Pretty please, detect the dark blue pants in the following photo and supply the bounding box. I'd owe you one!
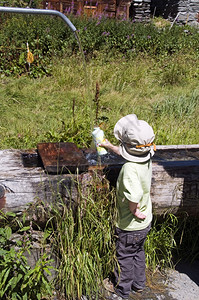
[113,224,151,298]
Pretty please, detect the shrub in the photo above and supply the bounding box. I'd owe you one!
[0,14,198,77]
[0,214,54,300]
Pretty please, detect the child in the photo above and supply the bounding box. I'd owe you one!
[101,114,155,299]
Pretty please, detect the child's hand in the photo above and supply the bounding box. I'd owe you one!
[133,209,146,220]
[99,139,121,156]
[130,203,146,220]
[99,139,112,149]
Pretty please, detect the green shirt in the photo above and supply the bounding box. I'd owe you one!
[116,160,152,231]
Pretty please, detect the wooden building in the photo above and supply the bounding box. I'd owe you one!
[42,0,151,21]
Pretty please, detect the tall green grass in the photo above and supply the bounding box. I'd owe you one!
[145,214,178,271]
[46,173,117,299]
[0,53,198,149]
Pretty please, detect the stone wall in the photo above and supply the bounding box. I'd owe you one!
[129,0,151,21]
[150,0,199,25]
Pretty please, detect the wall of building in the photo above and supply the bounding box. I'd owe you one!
[150,0,199,25]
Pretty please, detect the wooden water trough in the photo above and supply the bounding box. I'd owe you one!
[0,143,199,219]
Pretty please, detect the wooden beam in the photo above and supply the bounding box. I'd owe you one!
[0,146,199,218]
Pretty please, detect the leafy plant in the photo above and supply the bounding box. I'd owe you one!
[0,218,54,300]
[0,14,198,77]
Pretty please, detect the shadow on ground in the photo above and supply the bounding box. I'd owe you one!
[175,259,199,285]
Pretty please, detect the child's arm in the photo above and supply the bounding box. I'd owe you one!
[100,139,121,156]
[129,201,146,220]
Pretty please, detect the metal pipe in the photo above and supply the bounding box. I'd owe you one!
[0,6,77,32]
[0,184,5,199]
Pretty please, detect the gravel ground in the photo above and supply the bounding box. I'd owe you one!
[99,260,199,300]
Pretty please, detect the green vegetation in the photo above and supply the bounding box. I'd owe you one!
[47,175,117,299]
[0,14,199,299]
[0,212,54,300]
[0,52,198,149]
[0,15,198,148]
[0,14,199,76]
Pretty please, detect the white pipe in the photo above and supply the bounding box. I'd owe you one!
[0,6,77,32]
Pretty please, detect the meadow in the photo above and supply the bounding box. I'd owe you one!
[0,15,199,149]
[0,14,199,299]
[0,52,199,150]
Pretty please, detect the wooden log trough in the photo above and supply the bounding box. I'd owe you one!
[0,143,199,219]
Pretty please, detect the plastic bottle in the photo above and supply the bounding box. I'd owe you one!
[92,127,107,155]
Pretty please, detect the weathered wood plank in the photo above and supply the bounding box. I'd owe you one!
[0,149,79,213]
[151,157,199,216]
[0,146,199,217]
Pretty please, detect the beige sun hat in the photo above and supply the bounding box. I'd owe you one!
[114,114,155,163]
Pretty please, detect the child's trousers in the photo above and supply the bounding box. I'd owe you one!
[113,224,151,298]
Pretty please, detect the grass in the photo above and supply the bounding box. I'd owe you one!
[35,173,117,299]
[145,214,178,271]
[0,51,199,149]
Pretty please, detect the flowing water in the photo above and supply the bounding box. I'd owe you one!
[84,151,126,166]
[74,31,95,133]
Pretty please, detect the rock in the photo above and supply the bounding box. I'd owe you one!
[166,268,199,300]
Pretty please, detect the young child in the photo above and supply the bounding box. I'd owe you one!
[101,114,155,299]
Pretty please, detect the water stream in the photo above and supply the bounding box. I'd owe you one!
[84,151,126,166]
[74,31,95,134]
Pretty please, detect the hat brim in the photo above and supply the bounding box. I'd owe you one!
[119,144,154,163]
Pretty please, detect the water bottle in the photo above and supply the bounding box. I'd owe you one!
[92,127,107,155]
